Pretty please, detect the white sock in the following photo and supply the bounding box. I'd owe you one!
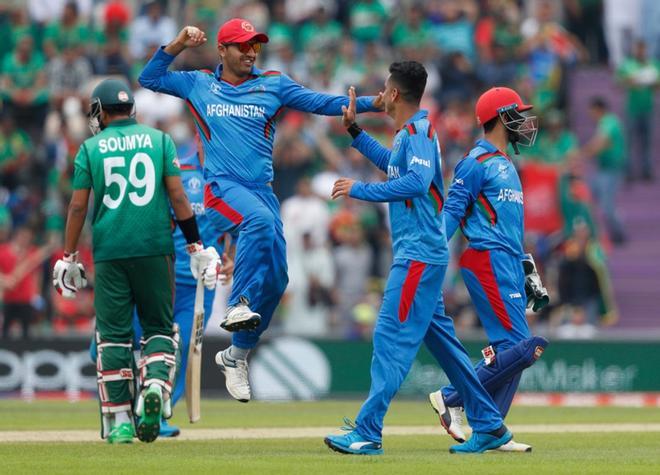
[228,345,249,361]
[115,411,130,425]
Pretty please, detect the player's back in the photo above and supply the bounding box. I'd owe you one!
[76,119,179,262]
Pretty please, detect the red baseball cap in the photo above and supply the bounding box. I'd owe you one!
[475,87,533,125]
[217,18,269,45]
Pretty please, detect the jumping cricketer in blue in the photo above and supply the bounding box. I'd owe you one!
[324,62,513,455]
[428,87,550,452]
[139,19,382,402]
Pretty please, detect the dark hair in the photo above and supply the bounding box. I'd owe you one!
[483,117,498,133]
[589,96,608,110]
[388,61,427,105]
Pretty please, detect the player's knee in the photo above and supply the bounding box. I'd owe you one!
[525,335,549,364]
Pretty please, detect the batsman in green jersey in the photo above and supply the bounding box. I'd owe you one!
[53,79,220,444]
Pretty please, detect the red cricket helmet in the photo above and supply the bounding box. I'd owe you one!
[475,87,537,152]
[475,87,533,125]
[217,18,269,45]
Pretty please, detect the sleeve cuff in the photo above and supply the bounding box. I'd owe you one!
[349,182,366,200]
[157,46,176,61]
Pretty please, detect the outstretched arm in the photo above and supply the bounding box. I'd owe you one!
[281,74,382,115]
[332,132,435,203]
[138,26,207,98]
[335,171,428,202]
[340,87,390,172]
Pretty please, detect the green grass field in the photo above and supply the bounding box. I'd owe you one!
[1,400,659,474]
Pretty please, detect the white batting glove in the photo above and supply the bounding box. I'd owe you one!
[52,252,87,299]
[186,242,221,289]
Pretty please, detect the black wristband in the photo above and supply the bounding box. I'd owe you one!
[347,122,363,139]
[177,215,201,244]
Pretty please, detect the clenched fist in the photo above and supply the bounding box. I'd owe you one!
[165,26,207,55]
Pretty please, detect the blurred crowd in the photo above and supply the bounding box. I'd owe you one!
[1,0,658,341]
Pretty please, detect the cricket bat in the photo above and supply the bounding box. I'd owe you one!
[185,277,205,423]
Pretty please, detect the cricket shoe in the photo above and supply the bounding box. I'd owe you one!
[136,384,163,443]
[107,422,134,444]
[159,419,180,438]
[220,297,261,332]
[429,390,467,442]
[324,431,383,455]
[449,427,512,454]
[493,440,532,452]
[215,349,251,402]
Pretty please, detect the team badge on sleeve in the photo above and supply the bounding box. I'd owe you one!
[173,157,180,169]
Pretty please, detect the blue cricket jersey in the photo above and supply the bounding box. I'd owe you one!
[444,139,524,257]
[173,152,224,286]
[139,47,378,184]
[349,110,449,265]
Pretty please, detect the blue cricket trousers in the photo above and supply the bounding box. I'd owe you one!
[442,248,532,416]
[355,258,504,443]
[204,177,289,350]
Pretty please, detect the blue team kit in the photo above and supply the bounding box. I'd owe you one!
[441,138,549,416]
[139,47,378,350]
[139,45,542,446]
[340,113,505,444]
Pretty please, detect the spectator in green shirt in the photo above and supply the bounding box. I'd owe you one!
[391,3,434,59]
[525,109,579,166]
[431,0,476,61]
[0,112,32,190]
[582,97,627,244]
[298,6,342,54]
[93,1,131,81]
[267,0,295,49]
[43,1,91,59]
[349,0,388,44]
[616,40,659,181]
[3,7,39,62]
[0,35,49,134]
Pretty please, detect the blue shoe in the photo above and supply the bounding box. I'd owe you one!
[324,431,383,455]
[449,429,513,454]
[159,419,180,438]
[324,419,383,455]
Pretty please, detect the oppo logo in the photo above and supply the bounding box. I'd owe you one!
[0,349,96,396]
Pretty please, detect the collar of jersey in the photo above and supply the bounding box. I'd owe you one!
[475,138,510,160]
[106,118,137,128]
[214,63,263,86]
[397,109,428,133]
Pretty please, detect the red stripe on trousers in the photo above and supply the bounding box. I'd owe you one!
[398,261,426,323]
[459,248,512,330]
[203,184,243,225]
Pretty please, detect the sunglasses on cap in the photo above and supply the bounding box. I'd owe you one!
[223,41,262,54]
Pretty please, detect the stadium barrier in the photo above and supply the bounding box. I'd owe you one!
[1,336,658,401]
